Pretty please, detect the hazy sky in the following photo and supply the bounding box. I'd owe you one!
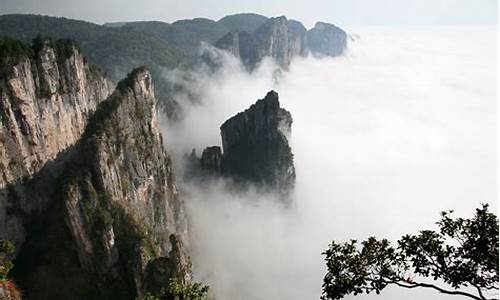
[0,0,497,27]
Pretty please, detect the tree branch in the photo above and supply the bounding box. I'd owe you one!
[471,283,495,300]
[391,280,486,300]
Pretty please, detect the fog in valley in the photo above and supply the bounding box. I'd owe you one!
[161,26,497,300]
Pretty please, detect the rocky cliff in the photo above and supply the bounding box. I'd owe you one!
[215,16,347,70]
[221,90,295,196]
[195,91,295,199]
[307,22,347,57]
[0,37,114,247]
[0,39,191,299]
[12,67,191,300]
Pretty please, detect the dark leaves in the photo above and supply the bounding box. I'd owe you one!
[0,239,15,281]
[321,205,498,300]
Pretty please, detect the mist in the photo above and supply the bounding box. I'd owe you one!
[161,26,497,300]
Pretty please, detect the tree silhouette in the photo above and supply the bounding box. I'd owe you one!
[322,204,498,300]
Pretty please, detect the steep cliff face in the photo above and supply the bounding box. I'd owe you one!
[215,16,347,70]
[0,38,191,299]
[252,17,308,69]
[220,90,295,196]
[0,38,114,247]
[307,22,347,57]
[60,67,189,298]
[194,91,295,199]
[200,146,223,176]
[12,68,190,299]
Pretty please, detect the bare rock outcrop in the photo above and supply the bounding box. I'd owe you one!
[0,38,191,299]
[57,67,188,298]
[215,16,347,70]
[221,90,295,196]
[12,67,190,300]
[0,38,114,247]
[194,91,295,199]
[306,22,347,57]
[200,146,223,176]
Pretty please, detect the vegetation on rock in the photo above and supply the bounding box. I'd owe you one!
[0,240,21,300]
[139,278,209,300]
[0,240,14,282]
[0,36,33,63]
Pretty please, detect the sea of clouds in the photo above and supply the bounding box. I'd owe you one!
[161,25,497,300]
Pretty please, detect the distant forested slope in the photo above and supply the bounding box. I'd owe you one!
[0,13,270,118]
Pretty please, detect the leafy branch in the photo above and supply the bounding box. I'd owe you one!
[322,204,499,300]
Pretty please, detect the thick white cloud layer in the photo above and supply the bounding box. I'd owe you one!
[161,26,497,300]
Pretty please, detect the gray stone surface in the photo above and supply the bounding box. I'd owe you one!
[215,16,347,70]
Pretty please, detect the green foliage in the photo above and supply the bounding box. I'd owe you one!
[139,278,209,300]
[32,35,80,58]
[93,193,114,231]
[322,204,499,300]
[55,38,81,59]
[0,35,81,68]
[122,18,231,58]
[218,13,268,33]
[0,14,185,117]
[0,36,33,62]
[140,293,162,300]
[0,240,15,281]
[82,90,121,140]
[0,13,272,118]
[115,66,147,92]
[0,14,185,79]
[164,278,209,300]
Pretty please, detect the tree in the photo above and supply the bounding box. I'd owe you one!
[0,240,14,282]
[0,239,22,300]
[163,277,209,300]
[321,204,499,300]
[138,278,209,300]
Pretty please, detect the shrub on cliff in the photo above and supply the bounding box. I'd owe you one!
[0,37,33,63]
[139,277,209,300]
[0,240,14,281]
[0,240,21,300]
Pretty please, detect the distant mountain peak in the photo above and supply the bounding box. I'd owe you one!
[214,15,347,69]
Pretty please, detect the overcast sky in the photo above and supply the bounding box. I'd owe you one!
[0,0,498,27]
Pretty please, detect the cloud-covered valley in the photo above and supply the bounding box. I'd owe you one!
[161,26,497,300]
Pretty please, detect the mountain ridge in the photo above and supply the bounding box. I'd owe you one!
[0,13,348,118]
[1,38,190,299]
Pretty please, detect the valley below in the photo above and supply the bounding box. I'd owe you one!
[163,26,498,300]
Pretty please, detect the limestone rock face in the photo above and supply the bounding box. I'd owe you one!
[58,67,189,298]
[194,91,295,198]
[306,22,347,57]
[200,146,223,176]
[0,39,191,299]
[215,32,241,58]
[12,67,190,300]
[0,39,114,247]
[0,40,113,186]
[220,90,295,196]
[214,16,347,70]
